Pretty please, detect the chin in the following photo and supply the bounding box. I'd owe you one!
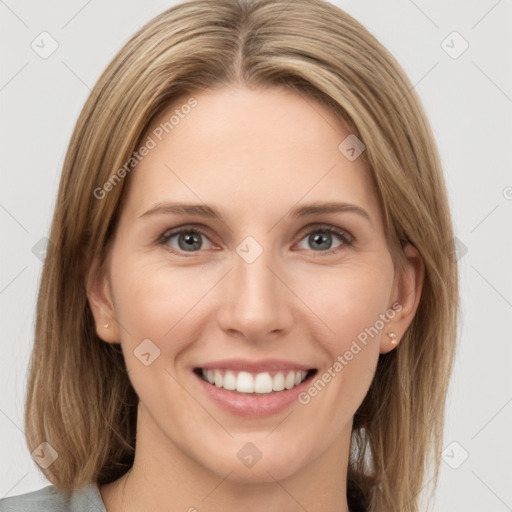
[199,442,310,484]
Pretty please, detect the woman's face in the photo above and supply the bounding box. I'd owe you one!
[88,86,421,483]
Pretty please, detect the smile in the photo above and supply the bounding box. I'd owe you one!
[192,359,319,416]
[196,368,316,394]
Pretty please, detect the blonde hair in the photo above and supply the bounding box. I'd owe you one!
[24,1,459,511]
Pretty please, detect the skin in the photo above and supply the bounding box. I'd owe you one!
[87,85,424,512]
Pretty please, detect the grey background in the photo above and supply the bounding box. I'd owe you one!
[1,1,511,510]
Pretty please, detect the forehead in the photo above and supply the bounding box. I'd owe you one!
[121,86,381,225]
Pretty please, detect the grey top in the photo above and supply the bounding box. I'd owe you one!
[0,483,106,512]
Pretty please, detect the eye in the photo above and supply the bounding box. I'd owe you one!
[158,223,354,256]
[295,224,354,253]
[158,226,214,254]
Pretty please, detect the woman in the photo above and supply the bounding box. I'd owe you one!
[0,0,458,511]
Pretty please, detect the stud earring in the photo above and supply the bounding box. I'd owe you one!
[103,323,110,328]
[387,332,397,345]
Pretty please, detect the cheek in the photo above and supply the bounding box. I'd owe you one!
[293,258,393,409]
[293,264,393,424]
[109,253,211,347]
[110,248,394,348]
[294,258,395,349]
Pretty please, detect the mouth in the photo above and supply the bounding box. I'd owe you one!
[193,367,318,394]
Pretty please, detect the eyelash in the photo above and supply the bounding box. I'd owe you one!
[157,223,355,257]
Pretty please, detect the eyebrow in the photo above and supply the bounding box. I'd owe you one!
[139,201,372,224]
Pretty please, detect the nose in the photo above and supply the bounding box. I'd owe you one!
[216,244,294,342]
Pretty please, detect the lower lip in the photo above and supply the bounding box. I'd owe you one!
[193,370,315,417]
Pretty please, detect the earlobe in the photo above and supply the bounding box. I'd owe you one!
[387,332,398,345]
[85,261,120,343]
[380,242,425,354]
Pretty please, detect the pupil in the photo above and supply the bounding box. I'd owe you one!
[311,232,331,250]
[180,232,201,251]
[176,231,334,252]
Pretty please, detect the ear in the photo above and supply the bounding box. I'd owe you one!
[380,242,425,354]
[85,259,120,344]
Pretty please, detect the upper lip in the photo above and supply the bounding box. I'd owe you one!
[195,358,315,373]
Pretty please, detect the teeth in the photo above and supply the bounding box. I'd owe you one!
[223,371,236,390]
[285,371,295,390]
[236,371,254,392]
[254,372,273,393]
[273,372,285,391]
[201,369,308,394]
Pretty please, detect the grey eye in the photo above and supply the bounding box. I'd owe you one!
[297,228,347,251]
[165,230,213,252]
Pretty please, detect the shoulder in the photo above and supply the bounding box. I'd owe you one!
[0,483,106,512]
[0,485,66,512]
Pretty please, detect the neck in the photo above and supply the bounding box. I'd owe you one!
[100,403,352,512]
